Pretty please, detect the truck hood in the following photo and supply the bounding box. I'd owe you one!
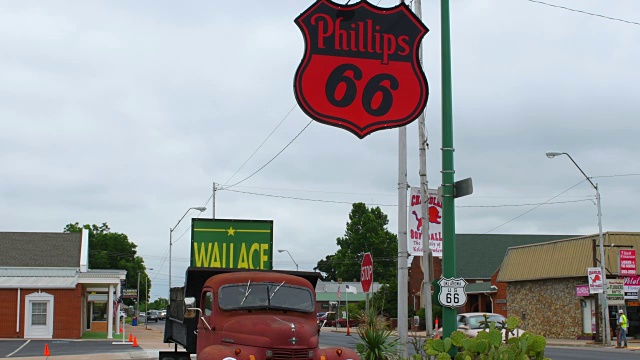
[220,313,318,349]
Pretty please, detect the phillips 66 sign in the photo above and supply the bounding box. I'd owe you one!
[438,278,468,309]
[294,0,429,138]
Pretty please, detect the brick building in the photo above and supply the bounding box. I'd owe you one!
[0,231,126,339]
[497,232,640,340]
[408,233,578,314]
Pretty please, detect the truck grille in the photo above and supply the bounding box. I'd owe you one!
[270,349,309,359]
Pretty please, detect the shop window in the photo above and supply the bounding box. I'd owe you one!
[92,302,107,321]
[203,291,213,316]
[31,302,47,326]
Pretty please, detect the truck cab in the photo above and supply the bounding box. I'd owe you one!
[162,267,359,360]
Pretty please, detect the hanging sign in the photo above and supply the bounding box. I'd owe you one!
[606,279,625,306]
[293,0,429,138]
[619,249,636,276]
[588,267,604,294]
[408,187,443,257]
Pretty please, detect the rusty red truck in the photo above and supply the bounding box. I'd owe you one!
[161,267,359,360]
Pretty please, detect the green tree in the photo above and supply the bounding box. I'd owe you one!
[332,203,397,284]
[314,254,337,281]
[64,222,150,306]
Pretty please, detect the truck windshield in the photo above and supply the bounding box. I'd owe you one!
[218,282,314,312]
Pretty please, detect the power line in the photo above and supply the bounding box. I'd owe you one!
[222,104,297,187]
[223,187,594,208]
[593,173,640,179]
[525,0,640,26]
[479,179,587,235]
[222,119,313,189]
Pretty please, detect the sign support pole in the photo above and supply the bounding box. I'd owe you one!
[397,119,409,358]
[412,0,433,338]
[441,0,457,347]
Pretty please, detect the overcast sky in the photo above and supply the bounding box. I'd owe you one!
[1,0,638,300]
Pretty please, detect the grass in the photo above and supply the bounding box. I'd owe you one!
[81,331,128,340]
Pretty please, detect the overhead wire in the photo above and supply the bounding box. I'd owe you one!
[478,179,587,235]
[221,119,313,190]
[223,187,594,208]
[222,104,297,187]
[525,0,640,26]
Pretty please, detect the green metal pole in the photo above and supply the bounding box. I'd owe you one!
[441,0,457,345]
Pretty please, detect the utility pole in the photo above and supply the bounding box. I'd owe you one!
[397,62,409,360]
[136,271,141,319]
[413,0,433,338]
[212,182,217,219]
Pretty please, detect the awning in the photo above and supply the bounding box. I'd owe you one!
[0,276,78,289]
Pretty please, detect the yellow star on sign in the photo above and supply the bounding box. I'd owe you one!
[226,227,236,236]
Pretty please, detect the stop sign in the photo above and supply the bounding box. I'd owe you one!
[361,253,374,293]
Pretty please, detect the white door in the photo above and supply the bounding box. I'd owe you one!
[25,292,54,338]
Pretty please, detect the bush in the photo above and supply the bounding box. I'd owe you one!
[424,316,550,360]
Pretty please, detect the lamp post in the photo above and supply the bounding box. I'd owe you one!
[546,151,610,346]
[146,268,154,329]
[169,206,206,297]
[278,249,298,271]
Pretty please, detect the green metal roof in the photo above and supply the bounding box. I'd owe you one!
[316,292,367,302]
[464,282,496,294]
[455,234,579,279]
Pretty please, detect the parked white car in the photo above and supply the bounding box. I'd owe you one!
[437,312,521,340]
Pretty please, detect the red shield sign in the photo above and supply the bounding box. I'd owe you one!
[294,0,429,138]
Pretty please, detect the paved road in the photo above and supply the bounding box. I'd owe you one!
[0,339,145,358]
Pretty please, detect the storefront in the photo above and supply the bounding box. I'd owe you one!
[623,276,640,339]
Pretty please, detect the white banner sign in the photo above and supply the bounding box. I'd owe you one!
[588,267,604,294]
[606,278,625,306]
[408,187,443,257]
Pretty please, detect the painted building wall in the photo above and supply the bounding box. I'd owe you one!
[507,278,584,339]
[0,286,83,339]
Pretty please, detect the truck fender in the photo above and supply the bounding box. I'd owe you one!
[320,347,360,360]
[198,345,244,360]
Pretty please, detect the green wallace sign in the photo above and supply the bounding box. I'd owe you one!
[191,218,273,270]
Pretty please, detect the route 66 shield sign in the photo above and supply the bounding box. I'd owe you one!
[294,0,429,138]
[438,278,468,309]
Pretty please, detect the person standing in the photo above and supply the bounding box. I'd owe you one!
[617,309,628,348]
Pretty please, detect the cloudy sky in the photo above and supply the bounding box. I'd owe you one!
[1,0,638,300]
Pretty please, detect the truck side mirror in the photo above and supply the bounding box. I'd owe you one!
[184,297,197,319]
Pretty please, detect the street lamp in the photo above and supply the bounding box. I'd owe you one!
[546,151,610,346]
[146,268,154,329]
[278,249,299,271]
[169,206,206,297]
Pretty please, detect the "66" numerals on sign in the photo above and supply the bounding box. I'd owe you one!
[325,64,399,118]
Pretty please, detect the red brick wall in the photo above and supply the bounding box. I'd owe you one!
[491,269,508,316]
[0,286,83,339]
[408,256,443,308]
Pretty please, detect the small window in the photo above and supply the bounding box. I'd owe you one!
[92,302,107,321]
[203,291,213,316]
[32,302,47,326]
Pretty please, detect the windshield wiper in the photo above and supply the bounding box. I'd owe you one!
[241,280,252,305]
[270,281,285,299]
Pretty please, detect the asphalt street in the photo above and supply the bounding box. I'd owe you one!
[0,339,144,358]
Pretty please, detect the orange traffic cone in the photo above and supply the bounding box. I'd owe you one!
[44,343,50,356]
[128,333,133,342]
[435,317,440,339]
[132,336,138,347]
[346,322,351,336]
